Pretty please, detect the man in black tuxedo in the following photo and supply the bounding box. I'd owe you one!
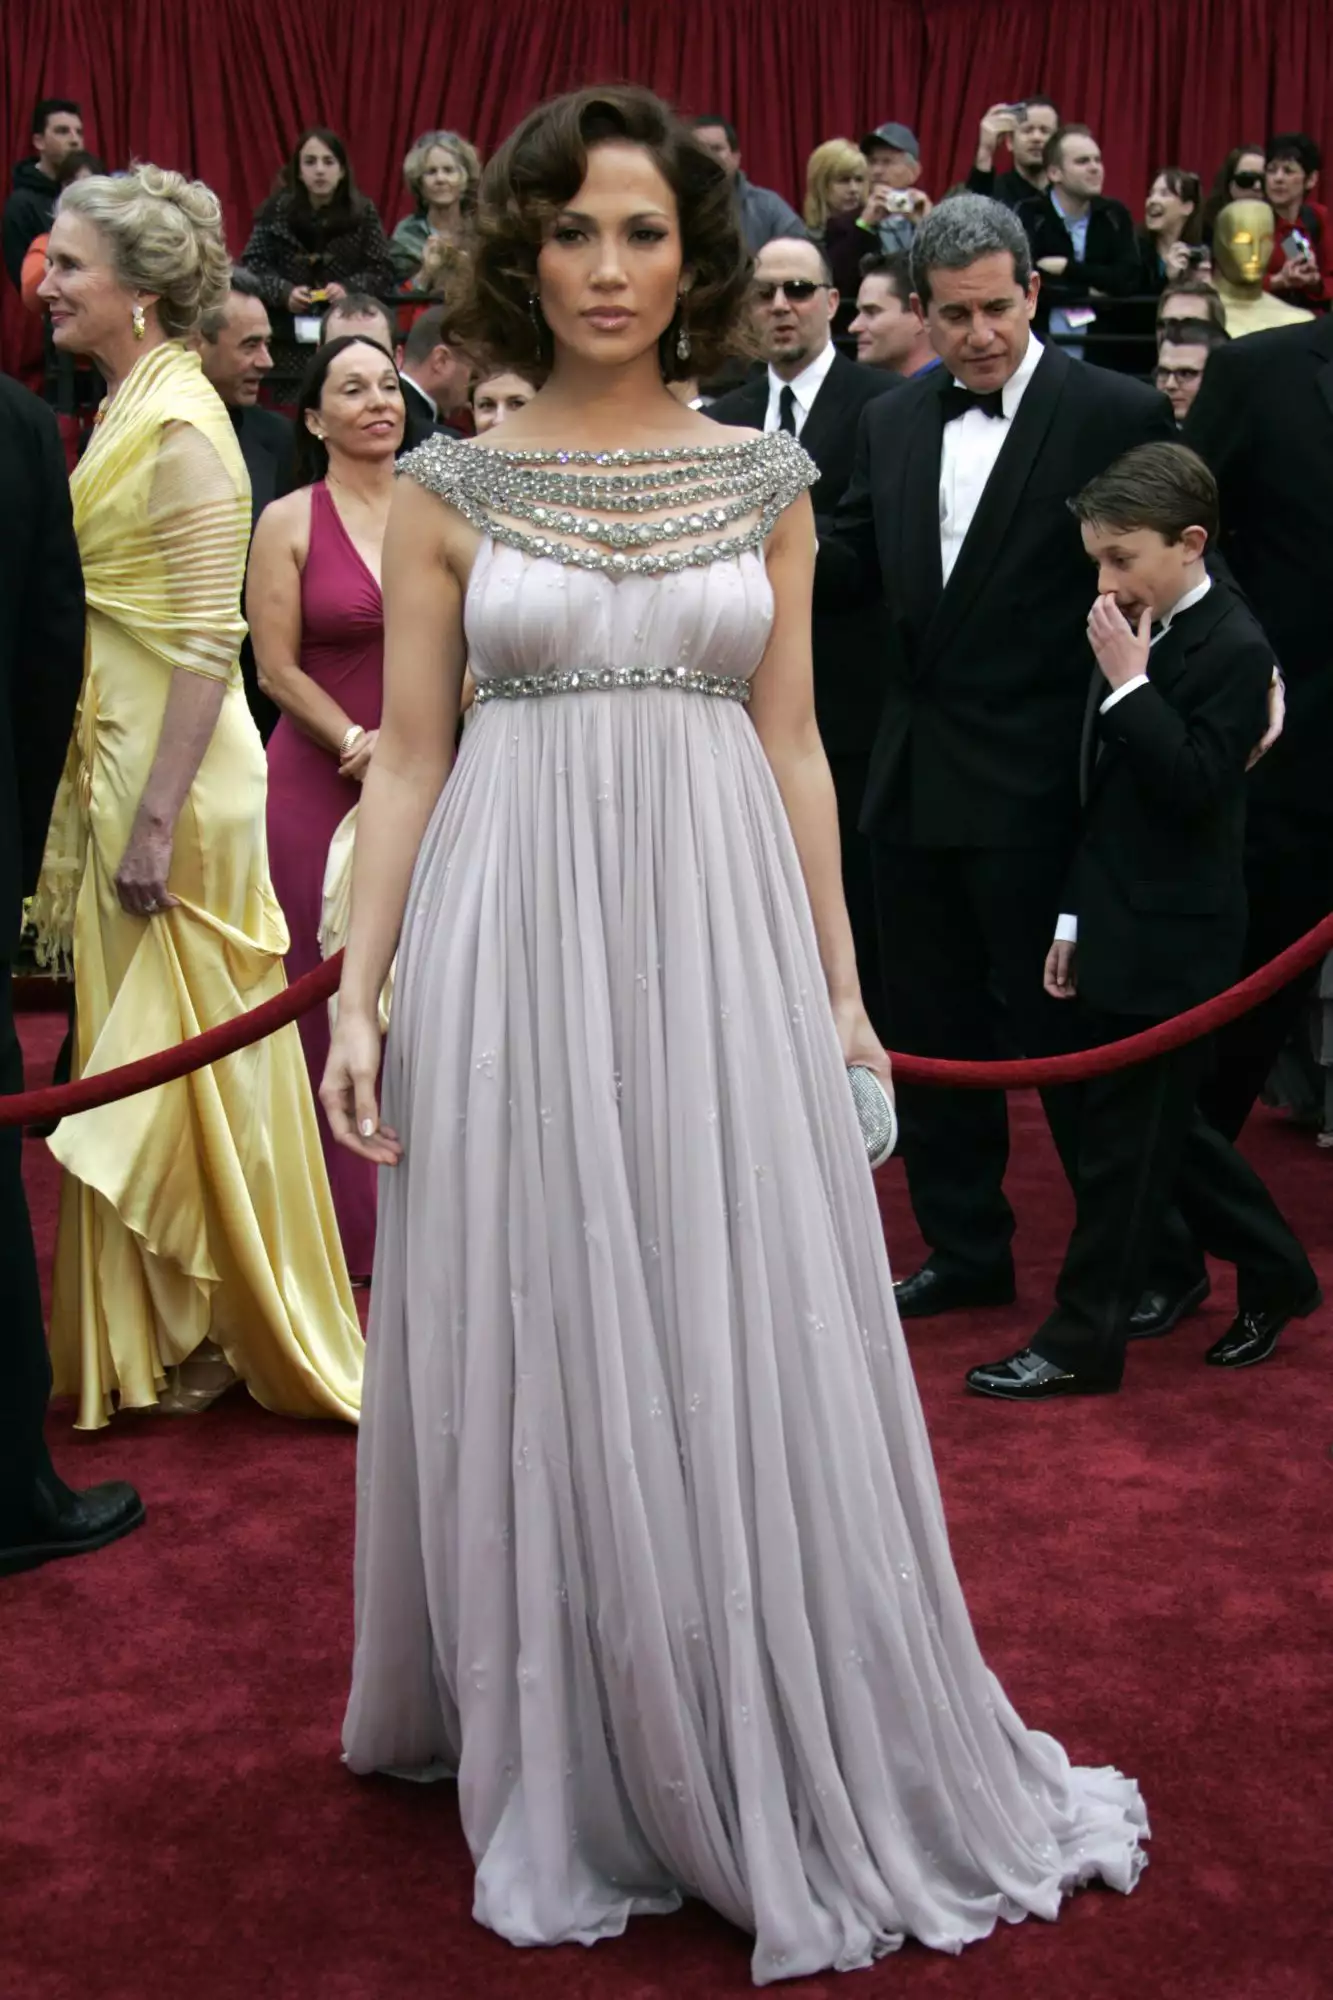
[817,194,1175,1317]
[969,444,1316,1399]
[198,268,294,739]
[710,237,901,1030]
[1016,127,1139,360]
[397,303,471,452]
[1136,313,1333,1328]
[0,376,143,1574]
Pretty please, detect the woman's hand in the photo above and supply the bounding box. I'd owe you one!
[115,812,178,917]
[1161,240,1198,279]
[339,727,379,783]
[288,285,314,312]
[321,1008,402,1164]
[324,281,348,304]
[832,994,895,1095]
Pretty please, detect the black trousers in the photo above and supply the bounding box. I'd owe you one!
[0,966,57,1540]
[827,751,886,1040]
[1034,1014,1315,1387]
[1149,808,1333,1293]
[870,841,1084,1276]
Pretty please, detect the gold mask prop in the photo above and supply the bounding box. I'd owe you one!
[1213,200,1276,289]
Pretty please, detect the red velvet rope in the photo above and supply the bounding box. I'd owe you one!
[4,911,1332,1129]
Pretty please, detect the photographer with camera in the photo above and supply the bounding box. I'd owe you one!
[1263,134,1329,308]
[857,123,931,254]
[968,97,1060,210]
[1138,168,1208,289]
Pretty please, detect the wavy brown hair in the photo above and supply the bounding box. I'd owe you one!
[460,85,752,383]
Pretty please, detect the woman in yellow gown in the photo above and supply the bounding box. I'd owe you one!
[32,165,362,1429]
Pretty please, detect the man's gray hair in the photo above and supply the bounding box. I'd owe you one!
[909,193,1032,307]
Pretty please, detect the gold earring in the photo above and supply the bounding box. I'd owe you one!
[131,301,146,341]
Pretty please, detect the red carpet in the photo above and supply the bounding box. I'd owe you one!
[5,1011,1332,2000]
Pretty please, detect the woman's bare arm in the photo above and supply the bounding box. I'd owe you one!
[747,494,888,1074]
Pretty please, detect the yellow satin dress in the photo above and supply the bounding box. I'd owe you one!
[32,342,363,1430]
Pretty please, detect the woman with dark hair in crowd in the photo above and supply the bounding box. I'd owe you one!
[246,334,403,1281]
[468,357,545,432]
[1201,143,1267,243]
[1137,166,1205,290]
[390,129,481,292]
[325,82,1146,1980]
[31,165,362,1426]
[242,127,396,399]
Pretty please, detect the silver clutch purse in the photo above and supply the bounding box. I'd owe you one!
[848,1064,898,1169]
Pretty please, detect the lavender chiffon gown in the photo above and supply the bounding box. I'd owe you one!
[342,432,1147,1983]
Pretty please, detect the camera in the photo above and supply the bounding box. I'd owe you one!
[885,190,915,214]
[1183,245,1209,268]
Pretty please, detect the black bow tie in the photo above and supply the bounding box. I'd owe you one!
[940,382,1005,423]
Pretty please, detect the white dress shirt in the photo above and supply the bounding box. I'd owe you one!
[763,339,837,438]
[1055,575,1215,944]
[938,333,1044,586]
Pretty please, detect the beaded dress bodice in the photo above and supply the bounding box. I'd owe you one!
[400,431,817,705]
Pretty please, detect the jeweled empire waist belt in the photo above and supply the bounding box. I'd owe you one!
[472,666,752,706]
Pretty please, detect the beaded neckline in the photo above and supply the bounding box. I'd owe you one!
[400,429,818,580]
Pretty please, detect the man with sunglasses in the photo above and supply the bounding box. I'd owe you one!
[710,237,900,1031]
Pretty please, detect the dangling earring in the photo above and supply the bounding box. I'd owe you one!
[675,290,691,362]
[131,301,146,341]
[528,292,544,340]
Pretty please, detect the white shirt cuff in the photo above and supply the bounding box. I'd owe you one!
[1054,913,1079,943]
[1100,672,1150,713]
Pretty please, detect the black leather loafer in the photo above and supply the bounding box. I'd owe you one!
[895,1262,1017,1319]
[965,1347,1118,1401]
[0,1480,145,1578]
[1204,1289,1322,1369]
[1128,1274,1211,1340]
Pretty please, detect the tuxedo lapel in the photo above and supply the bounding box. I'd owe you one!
[797,356,848,468]
[923,345,1069,664]
[897,385,946,647]
[1078,668,1105,806]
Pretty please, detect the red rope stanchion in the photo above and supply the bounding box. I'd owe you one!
[3,911,1331,1129]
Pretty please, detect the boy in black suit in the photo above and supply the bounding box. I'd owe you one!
[968,443,1319,1401]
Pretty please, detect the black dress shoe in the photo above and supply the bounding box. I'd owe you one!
[0,1480,145,1578]
[1128,1274,1211,1340]
[1204,1289,1322,1369]
[894,1261,1016,1319]
[965,1347,1119,1401]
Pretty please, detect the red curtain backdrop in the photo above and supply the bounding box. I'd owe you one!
[4,0,1333,371]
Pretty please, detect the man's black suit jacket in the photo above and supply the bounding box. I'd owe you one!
[400,377,461,455]
[1068,584,1272,1018]
[709,351,901,752]
[1016,192,1141,328]
[0,377,85,954]
[230,403,295,740]
[1184,313,1333,822]
[231,402,295,531]
[816,340,1176,846]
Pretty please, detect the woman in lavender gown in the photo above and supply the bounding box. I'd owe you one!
[322,87,1148,1984]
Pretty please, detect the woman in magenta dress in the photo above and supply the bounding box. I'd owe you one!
[247,334,404,1278]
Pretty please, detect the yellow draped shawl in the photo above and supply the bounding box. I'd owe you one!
[34,343,363,1428]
